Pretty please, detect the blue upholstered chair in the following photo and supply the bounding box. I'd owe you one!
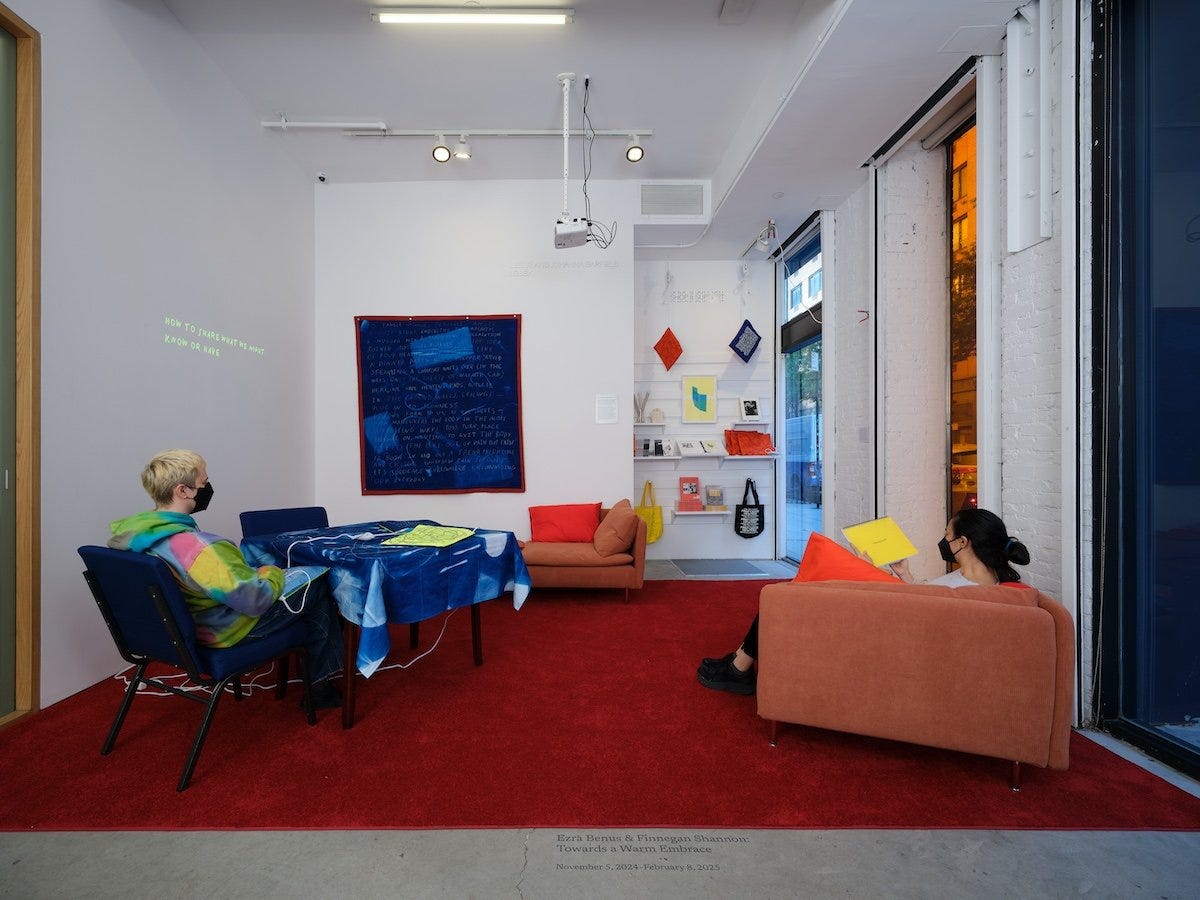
[239,506,329,540]
[78,545,317,792]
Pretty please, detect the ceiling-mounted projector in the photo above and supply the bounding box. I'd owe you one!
[554,217,589,249]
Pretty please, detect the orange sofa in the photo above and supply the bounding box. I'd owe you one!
[755,579,1074,788]
[520,507,647,601]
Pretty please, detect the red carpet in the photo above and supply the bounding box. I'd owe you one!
[3,579,1200,831]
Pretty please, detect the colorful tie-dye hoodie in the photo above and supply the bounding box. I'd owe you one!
[108,510,284,648]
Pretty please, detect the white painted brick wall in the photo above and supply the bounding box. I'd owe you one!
[877,141,952,583]
[828,182,875,534]
[802,0,1091,710]
[997,0,1066,601]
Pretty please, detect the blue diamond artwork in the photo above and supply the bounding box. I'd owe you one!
[729,319,761,362]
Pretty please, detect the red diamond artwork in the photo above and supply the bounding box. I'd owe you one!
[653,328,683,370]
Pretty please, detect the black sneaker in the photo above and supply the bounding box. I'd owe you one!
[697,651,736,677]
[697,659,756,695]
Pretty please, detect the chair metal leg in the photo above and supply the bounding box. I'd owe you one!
[1009,761,1022,792]
[177,675,234,792]
[102,662,148,755]
[232,678,244,701]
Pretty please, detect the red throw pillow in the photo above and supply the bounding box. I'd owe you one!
[793,532,900,583]
[529,502,603,543]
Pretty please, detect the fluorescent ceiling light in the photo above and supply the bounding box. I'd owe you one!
[373,7,574,26]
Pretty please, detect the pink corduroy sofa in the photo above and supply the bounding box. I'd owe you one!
[755,579,1075,788]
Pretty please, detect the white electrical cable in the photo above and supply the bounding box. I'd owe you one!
[559,72,573,218]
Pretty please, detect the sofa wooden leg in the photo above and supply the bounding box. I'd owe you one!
[623,588,630,604]
[769,720,779,747]
[1009,761,1022,792]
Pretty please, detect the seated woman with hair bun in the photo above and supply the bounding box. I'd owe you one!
[697,507,1032,696]
[889,507,1031,588]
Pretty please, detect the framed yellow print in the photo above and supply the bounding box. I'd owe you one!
[681,375,718,423]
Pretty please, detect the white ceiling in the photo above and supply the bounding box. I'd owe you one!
[160,0,1018,258]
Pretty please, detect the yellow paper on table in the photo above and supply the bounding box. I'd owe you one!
[841,516,919,567]
[382,524,476,548]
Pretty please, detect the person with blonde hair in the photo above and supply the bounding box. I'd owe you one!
[109,449,343,708]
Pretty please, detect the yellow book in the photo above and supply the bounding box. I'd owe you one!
[841,516,918,567]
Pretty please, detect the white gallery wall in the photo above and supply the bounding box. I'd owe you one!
[313,179,637,537]
[633,259,774,560]
[15,0,316,704]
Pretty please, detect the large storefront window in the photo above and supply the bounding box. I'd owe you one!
[948,123,977,517]
[780,233,822,562]
[1099,0,1200,777]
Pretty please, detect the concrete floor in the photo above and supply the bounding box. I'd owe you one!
[3,825,1199,899]
[4,561,1198,899]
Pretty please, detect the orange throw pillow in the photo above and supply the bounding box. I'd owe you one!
[593,500,639,556]
[793,532,900,583]
[529,502,602,543]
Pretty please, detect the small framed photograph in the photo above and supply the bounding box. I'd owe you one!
[740,397,761,422]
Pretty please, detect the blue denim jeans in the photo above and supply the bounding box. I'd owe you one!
[240,576,344,683]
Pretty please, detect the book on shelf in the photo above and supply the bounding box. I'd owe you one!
[678,437,726,457]
[677,476,703,511]
[703,485,726,510]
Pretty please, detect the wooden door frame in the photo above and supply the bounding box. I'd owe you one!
[0,2,40,726]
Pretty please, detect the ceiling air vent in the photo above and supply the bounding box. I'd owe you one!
[636,181,710,224]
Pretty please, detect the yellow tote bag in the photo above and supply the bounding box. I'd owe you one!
[635,480,664,544]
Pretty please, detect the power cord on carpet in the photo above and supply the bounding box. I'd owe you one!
[110,609,459,697]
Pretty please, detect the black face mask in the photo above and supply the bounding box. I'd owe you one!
[938,536,958,563]
[190,481,214,513]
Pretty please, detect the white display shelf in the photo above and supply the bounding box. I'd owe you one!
[635,454,682,461]
[671,509,731,519]
[633,421,667,428]
[721,453,778,464]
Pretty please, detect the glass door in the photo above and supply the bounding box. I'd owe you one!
[780,233,822,562]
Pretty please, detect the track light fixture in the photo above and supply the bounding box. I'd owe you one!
[431,135,451,162]
[453,135,472,159]
[624,136,644,163]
